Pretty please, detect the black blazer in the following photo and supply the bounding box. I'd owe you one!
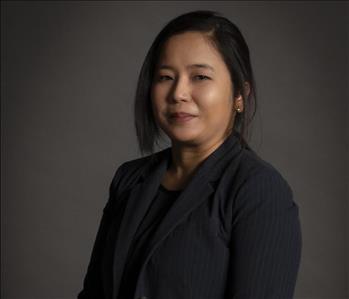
[78,131,302,299]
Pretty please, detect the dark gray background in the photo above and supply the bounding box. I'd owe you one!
[1,1,348,298]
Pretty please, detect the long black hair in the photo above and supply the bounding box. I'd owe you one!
[134,10,257,156]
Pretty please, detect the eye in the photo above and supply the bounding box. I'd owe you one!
[194,75,210,81]
[158,75,172,82]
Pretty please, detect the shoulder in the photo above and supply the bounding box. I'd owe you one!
[229,146,295,215]
[109,149,167,194]
[236,146,293,193]
[213,144,299,241]
[103,151,164,213]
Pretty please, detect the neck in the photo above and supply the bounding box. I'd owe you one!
[168,129,232,179]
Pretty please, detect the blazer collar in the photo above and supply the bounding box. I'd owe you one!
[141,128,243,183]
[111,129,243,298]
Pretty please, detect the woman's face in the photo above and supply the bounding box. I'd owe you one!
[151,31,238,146]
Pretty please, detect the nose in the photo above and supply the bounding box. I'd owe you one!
[171,76,190,102]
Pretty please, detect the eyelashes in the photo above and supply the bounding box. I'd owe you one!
[157,75,211,82]
[195,75,210,81]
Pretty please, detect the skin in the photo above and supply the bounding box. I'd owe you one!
[150,31,246,190]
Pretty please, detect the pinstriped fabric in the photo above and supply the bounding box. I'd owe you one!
[139,200,231,299]
[136,166,301,299]
[78,130,302,299]
[227,168,302,299]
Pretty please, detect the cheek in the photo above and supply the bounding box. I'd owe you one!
[151,87,168,123]
[194,85,232,116]
[151,86,166,107]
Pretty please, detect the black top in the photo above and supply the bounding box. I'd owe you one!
[117,184,182,299]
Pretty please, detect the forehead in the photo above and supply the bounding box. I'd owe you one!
[157,31,224,69]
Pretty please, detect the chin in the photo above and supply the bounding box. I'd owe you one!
[166,129,202,145]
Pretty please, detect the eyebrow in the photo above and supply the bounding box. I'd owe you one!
[158,63,215,72]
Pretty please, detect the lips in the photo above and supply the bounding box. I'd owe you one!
[170,112,197,118]
[169,112,197,123]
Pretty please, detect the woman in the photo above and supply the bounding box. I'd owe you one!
[78,10,302,299]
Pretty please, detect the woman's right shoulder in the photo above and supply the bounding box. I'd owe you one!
[109,149,166,195]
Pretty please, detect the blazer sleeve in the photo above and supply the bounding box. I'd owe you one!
[226,167,302,299]
[77,163,126,299]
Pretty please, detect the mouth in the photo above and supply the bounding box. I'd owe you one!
[169,113,197,123]
[169,112,197,117]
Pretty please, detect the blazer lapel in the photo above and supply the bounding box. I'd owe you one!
[111,149,169,299]
[111,130,243,298]
[137,130,243,280]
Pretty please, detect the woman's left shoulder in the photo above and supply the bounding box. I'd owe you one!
[231,146,295,204]
[218,145,299,238]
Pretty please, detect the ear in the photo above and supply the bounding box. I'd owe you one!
[235,94,244,112]
[234,81,250,101]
